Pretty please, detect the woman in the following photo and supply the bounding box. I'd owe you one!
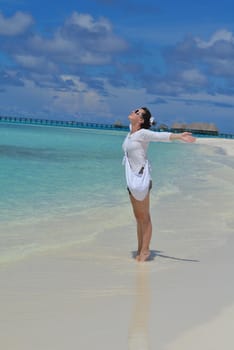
[122,107,196,262]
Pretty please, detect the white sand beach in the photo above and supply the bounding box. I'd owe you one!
[0,137,234,350]
[196,137,234,156]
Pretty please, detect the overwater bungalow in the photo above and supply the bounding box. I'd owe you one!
[171,122,219,136]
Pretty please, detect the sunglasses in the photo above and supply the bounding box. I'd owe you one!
[134,109,144,116]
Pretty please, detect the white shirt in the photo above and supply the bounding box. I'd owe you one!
[122,128,171,173]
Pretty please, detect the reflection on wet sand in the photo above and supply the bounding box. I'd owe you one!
[128,264,151,349]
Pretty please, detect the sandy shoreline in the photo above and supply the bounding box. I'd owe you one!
[1,220,234,350]
[0,137,234,350]
[196,136,234,156]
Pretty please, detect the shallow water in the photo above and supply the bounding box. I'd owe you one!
[0,124,233,265]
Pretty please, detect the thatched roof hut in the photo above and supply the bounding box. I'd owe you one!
[171,121,218,135]
[113,120,123,128]
[157,123,169,131]
[171,122,187,132]
[187,122,218,135]
[205,123,219,132]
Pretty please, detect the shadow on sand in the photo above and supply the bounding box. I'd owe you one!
[131,250,199,263]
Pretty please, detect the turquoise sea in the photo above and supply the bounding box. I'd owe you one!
[0,123,233,265]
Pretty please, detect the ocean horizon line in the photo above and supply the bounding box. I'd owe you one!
[0,115,233,139]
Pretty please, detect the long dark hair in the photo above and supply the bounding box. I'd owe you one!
[140,107,155,129]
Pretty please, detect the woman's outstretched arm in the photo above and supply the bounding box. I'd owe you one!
[169,132,196,143]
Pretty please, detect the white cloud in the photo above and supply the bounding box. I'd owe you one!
[11,11,128,67]
[66,12,111,32]
[0,75,107,119]
[193,30,234,78]
[161,29,234,93]
[0,9,233,132]
[180,69,207,85]
[14,54,58,73]
[195,29,234,48]
[209,58,234,76]
[28,33,74,55]
[0,11,33,36]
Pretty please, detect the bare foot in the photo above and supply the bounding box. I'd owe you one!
[135,255,140,261]
[135,250,141,260]
[138,251,150,262]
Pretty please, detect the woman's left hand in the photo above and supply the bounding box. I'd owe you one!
[180,132,196,143]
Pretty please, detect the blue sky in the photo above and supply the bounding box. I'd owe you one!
[0,0,234,132]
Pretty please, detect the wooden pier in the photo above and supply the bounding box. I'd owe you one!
[0,115,129,131]
[0,115,233,138]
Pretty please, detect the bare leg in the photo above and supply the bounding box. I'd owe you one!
[129,192,152,262]
[136,222,142,256]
